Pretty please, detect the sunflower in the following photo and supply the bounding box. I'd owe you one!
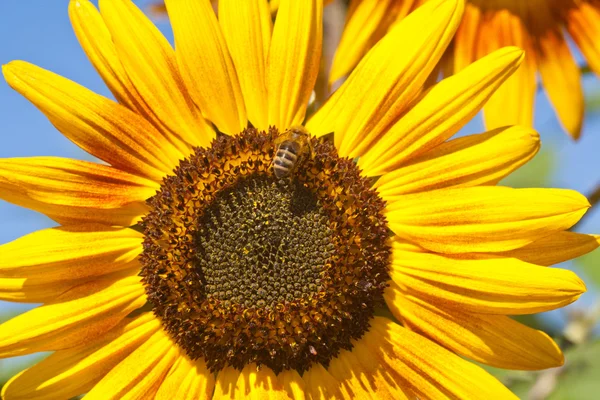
[0,0,597,398]
[332,0,600,140]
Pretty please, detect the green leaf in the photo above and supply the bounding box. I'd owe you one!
[548,339,600,400]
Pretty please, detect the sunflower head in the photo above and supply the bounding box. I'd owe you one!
[140,127,391,373]
[0,0,596,399]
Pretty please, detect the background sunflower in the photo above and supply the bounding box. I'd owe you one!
[0,1,599,399]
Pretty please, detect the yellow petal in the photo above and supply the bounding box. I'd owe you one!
[329,0,402,85]
[84,328,178,400]
[270,0,335,13]
[155,355,215,400]
[303,362,350,400]
[278,370,306,400]
[98,0,214,151]
[567,2,600,77]
[306,0,464,158]
[481,7,537,132]
[270,0,280,13]
[390,249,586,315]
[358,47,524,176]
[0,224,141,281]
[327,344,412,399]
[0,224,142,302]
[213,366,240,399]
[68,0,144,112]
[374,125,539,196]
[367,317,518,399]
[165,0,247,134]
[386,186,589,253]
[214,364,302,399]
[0,274,146,358]
[219,0,271,130]
[1,313,160,400]
[533,8,583,139]
[2,61,180,181]
[492,231,600,266]
[267,0,322,129]
[0,277,89,303]
[0,157,157,226]
[386,284,564,370]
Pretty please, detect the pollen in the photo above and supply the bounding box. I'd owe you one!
[140,127,390,374]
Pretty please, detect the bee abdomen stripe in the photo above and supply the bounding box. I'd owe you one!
[277,148,298,161]
[273,163,289,177]
[275,156,294,168]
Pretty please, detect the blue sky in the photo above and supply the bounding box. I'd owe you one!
[1,0,599,372]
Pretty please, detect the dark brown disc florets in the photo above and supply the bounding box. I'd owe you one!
[140,127,390,374]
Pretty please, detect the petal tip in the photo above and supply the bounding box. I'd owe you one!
[503,46,525,59]
[555,350,565,367]
[1,61,19,83]
[69,0,89,12]
[568,127,582,141]
[430,0,465,20]
[570,271,587,295]
[2,60,27,75]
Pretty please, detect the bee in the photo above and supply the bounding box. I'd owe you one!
[272,126,314,179]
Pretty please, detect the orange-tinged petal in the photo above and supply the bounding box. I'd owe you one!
[306,0,464,159]
[386,186,589,253]
[2,61,180,181]
[367,317,518,399]
[358,47,524,176]
[480,5,537,131]
[386,284,564,370]
[0,157,157,226]
[567,2,600,77]
[0,224,142,281]
[533,8,583,139]
[155,354,215,400]
[374,125,539,196]
[267,0,322,129]
[220,0,271,130]
[390,249,585,315]
[491,231,600,266]
[165,0,247,134]
[214,364,302,399]
[1,313,160,400]
[69,0,144,112]
[0,274,146,358]
[452,1,481,72]
[98,0,214,151]
[84,328,178,400]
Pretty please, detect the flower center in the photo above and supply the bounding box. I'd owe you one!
[197,176,332,309]
[140,127,390,374]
